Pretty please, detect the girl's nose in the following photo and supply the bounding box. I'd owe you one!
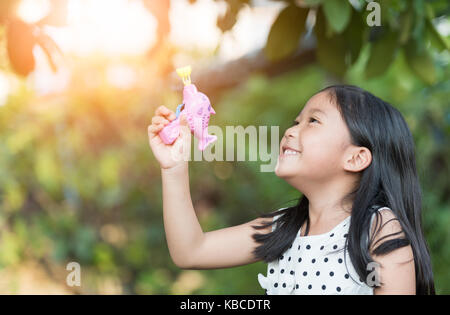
[285,126,296,139]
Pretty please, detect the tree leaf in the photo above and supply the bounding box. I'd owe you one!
[342,8,365,65]
[314,8,347,77]
[36,31,63,73]
[217,0,248,33]
[323,0,351,33]
[365,28,399,79]
[6,19,36,76]
[264,5,308,62]
[399,8,413,45]
[404,39,437,85]
[217,7,238,33]
[425,18,449,52]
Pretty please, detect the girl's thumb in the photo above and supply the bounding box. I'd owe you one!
[179,113,187,126]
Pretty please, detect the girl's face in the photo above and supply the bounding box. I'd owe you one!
[275,91,354,184]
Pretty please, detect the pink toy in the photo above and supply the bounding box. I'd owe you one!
[158,66,217,151]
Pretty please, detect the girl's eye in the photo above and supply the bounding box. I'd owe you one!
[291,120,299,126]
[309,117,319,124]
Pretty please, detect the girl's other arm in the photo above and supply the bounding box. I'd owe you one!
[370,209,416,294]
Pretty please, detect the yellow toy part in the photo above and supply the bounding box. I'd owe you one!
[176,65,192,85]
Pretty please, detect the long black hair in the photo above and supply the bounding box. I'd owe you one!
[251,85,435,295]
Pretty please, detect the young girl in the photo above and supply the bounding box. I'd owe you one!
[148,85,435,295]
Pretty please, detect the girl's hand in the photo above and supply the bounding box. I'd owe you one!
[148,105,191,170]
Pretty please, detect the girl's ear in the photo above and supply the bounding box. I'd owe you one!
[343,146,372,172]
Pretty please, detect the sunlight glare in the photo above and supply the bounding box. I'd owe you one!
[17,0,51,24]
[49,0,157,56]
[106,65,137,90]
[170,0,225,52]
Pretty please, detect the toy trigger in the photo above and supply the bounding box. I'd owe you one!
[175,104,184,119]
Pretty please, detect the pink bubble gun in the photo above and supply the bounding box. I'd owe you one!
[158,66,217,151]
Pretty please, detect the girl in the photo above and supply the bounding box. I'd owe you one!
[148,85,435,295]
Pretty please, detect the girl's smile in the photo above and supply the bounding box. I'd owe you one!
[280,145,301,158]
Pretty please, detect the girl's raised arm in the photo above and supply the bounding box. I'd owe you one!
[149,106,271,269]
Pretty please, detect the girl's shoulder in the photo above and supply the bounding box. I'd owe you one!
[368,206,405,250]
[271,207,290,232]
[369,206,395,229]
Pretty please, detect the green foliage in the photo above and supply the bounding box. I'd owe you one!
[323,0,352,33]
[264,5,308,62]
[404,38,437,85]
[257,0,447,84]
[365,27,399,79]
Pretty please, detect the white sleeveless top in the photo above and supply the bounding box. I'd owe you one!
[257,207,391,295]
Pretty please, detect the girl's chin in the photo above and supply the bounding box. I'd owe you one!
[275,164,299,178]
[275,155,301,175]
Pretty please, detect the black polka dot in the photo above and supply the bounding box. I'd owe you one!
[324,257,328,263]
[288,256,291,261]
[298,245,301,250]
[280,269,284,274]
[306,245,311,250]
[344,233,348,238]
[338,258,343,264]
[282,283,286,288]
[290,270,295,275]
[345,274,350,279]
[289,244,292,249]
[308,284,312,289]
[303,271,307,276]
[298,257,302,263]
[312,258,316,263]
[280,255,284,260]
[329,271,334,277]
[295,284,299,289]
[316,271,320,276]
[330,233,334,237]
[322,285,326,290]
[333,245,338,250]
[274,283,278,287]
[270,268,274,274]
[320,245,324,250]
[337,287,341,292]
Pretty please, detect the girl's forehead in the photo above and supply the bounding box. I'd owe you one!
[297,91,337,118]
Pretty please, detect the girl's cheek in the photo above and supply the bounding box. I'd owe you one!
[302,135,338,165]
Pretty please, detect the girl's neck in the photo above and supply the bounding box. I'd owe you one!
[308,201,352,225]
[304,184,354,227]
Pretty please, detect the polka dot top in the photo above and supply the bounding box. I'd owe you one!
[257,207,391,295]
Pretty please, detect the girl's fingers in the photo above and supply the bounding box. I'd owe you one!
[155,106,175,118]
[148,124,158,136]
[152,116,168,125]
[155,106,175,120]
[155,105,169,115]
[148,123,164,136]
